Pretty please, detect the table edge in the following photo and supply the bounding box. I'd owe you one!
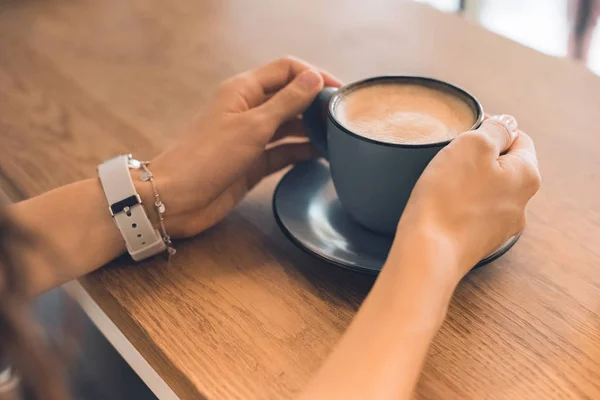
[63,280,180,400]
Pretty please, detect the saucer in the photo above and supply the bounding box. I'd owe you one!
[273,159,520,274]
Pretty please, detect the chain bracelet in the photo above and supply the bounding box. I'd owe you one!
[137,161,176,256]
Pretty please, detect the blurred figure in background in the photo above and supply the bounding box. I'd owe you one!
[569,0,598,60]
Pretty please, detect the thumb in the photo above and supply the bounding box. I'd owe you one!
[256,69,324,125]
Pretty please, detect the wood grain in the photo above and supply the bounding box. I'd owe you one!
[1,0,600,398]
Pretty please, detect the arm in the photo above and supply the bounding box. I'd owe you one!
[9,178,146,297]
[299,119,540,399]
[298,232,458,400]
[4,58,540,399]
[5,57,341,298]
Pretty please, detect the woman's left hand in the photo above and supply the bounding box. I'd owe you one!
[146,57,341,237]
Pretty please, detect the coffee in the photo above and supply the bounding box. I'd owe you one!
[335,83,475,145]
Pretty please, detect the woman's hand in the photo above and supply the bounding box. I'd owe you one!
[299,117,540,400]
[146,57,341,237]
[389,116,541,283]
[8,57,340,296]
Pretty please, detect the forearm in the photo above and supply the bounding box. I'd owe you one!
[298,231,460,399]
[8,176,153,297]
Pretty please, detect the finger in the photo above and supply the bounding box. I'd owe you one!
[502,130,539,168]
[219,57,341,110]
[262,141,318,177]
[476,114,519,154]
[269,118,306,143]
[255,69,324,126]
[252,56,342,93]
[499,131,541,192]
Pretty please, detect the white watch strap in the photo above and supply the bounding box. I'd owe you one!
[98,155,166,261]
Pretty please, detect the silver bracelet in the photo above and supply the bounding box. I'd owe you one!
[135,160,176,256]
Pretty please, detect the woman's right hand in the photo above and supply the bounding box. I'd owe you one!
[388,116,541,283]
[299,117,540,400]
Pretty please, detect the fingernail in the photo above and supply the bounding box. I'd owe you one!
[297,70,321,90]
[489,114,518,137]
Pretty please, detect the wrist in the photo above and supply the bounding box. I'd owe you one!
[372,268,455,335]
[131,164,186,238]
[381,224,465,317]
[131,169,160,226]
[390,223,464,280]
[366,239,458,339]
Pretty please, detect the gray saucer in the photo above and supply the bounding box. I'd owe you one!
[273,159,520,274]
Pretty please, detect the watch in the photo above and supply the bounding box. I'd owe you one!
[98,154,166,261]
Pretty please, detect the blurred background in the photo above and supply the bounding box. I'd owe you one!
[415,0,600,75]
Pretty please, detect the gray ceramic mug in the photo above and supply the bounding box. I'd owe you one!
[303,76,484,235]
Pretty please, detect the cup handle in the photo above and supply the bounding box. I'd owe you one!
[303,87,337,158]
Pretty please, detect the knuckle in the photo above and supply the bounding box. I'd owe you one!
[233,73,255,88]
[218,73,253,93]
[517,159,541,193]
[527,167,542,192]
[458,132,495,153]
[271,56,294,74]
[487,119,513,144]
[278,55,295,65]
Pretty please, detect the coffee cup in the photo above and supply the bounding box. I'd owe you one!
[303,76,484,235]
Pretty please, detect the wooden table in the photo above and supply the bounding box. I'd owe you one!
[2,0,600,398]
